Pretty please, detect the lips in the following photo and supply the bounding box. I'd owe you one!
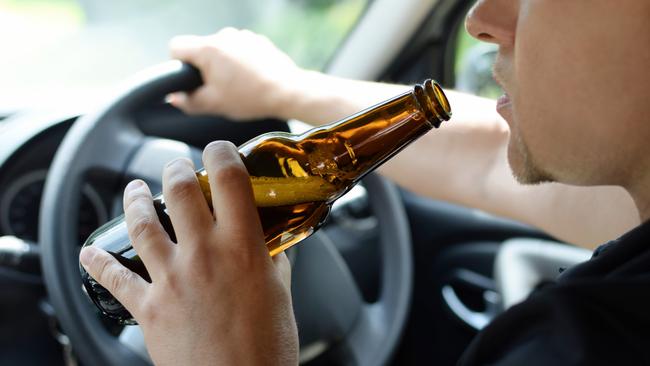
[497,93,511,109]
[496,93,513,122]
[492,61,514,122]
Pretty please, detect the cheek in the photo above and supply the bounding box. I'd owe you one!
[511,0,650,181]
[512,38,582,173]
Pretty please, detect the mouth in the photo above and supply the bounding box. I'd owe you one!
[496,93,513,122]
[497,93,511,110]
[497,94,512,124]
[492,66,513,121]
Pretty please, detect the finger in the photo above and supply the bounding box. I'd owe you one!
[169,34,204,63]
[209,27,241,42]
[162,158,214,243]
[123,180,174,278]
[202,141,264,239]
[80,246,148,317]
[167,88,220,116]
[169,29,237,66]
[272,252,292,290]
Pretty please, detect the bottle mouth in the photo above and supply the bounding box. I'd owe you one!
[427,80,452,121]
[415,79,452,127]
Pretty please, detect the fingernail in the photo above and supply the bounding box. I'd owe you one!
[79,247,98,267]
[125,180,145,194]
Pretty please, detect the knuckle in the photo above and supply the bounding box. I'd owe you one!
[92,253,113,281]
[198,43,217,56]
[128,215,157,242]
[167,174,198,199]
[158,271,183,296]
[124,190,150,211]
[108,267,134,295]
[139,303,161,324]
[213,162,249,184]
[135,293,161,324]
[165,161,198,196]
[193,90,222,113]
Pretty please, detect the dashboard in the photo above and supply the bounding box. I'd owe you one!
[0,118,113,245]
[0,144,108,245]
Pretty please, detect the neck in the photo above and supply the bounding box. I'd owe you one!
[626,176,650,224]
[634,197,650,224]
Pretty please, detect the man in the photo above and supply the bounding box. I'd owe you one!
[79,0,650,364]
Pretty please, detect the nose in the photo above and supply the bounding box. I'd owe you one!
[465,0,516,46]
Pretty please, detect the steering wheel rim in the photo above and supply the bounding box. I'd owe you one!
[39,61,412,366]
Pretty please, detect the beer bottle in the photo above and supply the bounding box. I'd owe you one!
[80,79,451,324]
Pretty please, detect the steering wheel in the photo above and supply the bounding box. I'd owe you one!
[40,61,412,366]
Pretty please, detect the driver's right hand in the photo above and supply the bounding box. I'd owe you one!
[168,28,303,121]
[79,141,298,366]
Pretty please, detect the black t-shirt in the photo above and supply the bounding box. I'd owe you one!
[459,221,650,365]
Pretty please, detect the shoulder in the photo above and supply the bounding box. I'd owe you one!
[459,278,650,366]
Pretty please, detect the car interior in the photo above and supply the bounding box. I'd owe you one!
[0,0,592,365]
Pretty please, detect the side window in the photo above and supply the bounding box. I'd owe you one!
[453,25,501,98]
[251,0,369,70]
[0,0,369,105]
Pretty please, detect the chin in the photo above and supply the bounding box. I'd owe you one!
[507,132,555,185]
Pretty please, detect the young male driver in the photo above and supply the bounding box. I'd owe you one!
[79,0,650,364]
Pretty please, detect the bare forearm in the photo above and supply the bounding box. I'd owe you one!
[278,70,410,125]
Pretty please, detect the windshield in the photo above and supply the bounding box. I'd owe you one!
[0,0,367,109]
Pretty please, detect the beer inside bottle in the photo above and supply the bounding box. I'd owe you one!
[80,79,452,324]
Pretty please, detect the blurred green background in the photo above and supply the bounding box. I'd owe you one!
[0,0,367,107]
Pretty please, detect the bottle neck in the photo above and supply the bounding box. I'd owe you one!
[299,80,451,186]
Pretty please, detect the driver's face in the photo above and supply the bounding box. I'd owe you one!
[465,0,650,188]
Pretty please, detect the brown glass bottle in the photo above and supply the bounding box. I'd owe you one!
[80,79,451,324]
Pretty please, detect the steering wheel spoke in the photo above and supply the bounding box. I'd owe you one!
[73,116,143,176]
[292,231,365,349]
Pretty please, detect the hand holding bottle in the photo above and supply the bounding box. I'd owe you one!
[168,28,303,121]
[79,142,298,366]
